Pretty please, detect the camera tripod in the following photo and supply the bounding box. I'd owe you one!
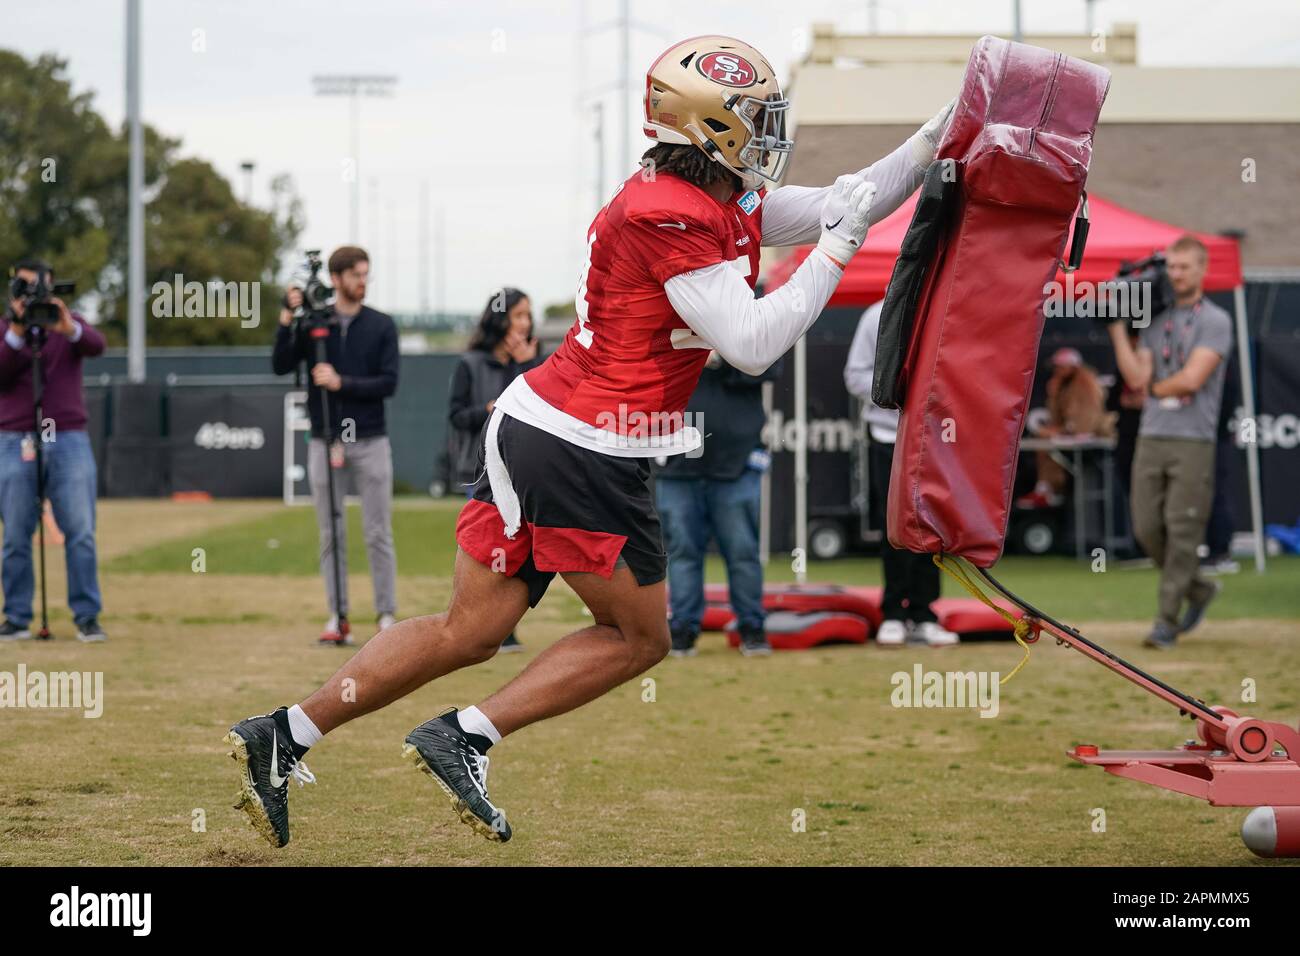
[27,324,53,640]
[305,318,350,646]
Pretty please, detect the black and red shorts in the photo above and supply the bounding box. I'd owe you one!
[455,412,667,606]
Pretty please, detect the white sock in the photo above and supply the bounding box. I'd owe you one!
[458,705,503,745]
[287,704,324,749]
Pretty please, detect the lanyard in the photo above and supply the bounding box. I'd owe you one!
[1160,299,1200,371]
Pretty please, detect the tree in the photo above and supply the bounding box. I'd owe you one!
[0,49,302,346]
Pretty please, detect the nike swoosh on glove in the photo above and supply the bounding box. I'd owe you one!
[816,174,878,267]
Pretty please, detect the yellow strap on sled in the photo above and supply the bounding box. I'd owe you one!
[932,554,1032,685]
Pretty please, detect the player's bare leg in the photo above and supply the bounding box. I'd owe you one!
[404,562,669,842]
[299,548,528,734]
[476,565,669,735]
[224,548,526,848]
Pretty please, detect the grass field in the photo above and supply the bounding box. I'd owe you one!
[1,497,1298,866]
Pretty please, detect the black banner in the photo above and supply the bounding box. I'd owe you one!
[168,386,287,497]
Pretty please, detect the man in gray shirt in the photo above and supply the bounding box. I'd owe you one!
[1108,235,1233,648]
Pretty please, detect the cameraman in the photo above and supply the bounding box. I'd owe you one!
[1108,235,1232,649]
[0,258,107,642]
[273,246,399,643]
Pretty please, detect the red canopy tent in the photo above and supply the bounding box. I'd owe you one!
[764,192,1243,303]
[763,192,1265,572]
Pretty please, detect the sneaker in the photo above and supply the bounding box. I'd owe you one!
[75,618,107,643]
[738,626,772,657]
[403,709,510,843]
[1180,579,1223,634]
[319,615,353,646]
[224,707,316,848]
[913,620,960,647]
[1143,620,1179,650]
[876,619,907,647]
[0,620,32,641]
[499,632,525,654]
[668,626,698,658]
[376,613,397,634]
[1200,556,1240,576]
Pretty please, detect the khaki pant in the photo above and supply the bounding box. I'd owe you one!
[1130,436,1216,628]
[307,435,396,618]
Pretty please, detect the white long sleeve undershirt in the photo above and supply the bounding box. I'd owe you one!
[664,248,844,377]
[759,135,930,248]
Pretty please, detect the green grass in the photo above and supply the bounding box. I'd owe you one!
[106,498,1300,621]
[3,499,1297,866]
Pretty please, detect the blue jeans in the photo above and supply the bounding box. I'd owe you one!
[657,470,764,633]
[0,429,102,625]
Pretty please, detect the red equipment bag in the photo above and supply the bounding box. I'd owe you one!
[874,37,1110,566]
[697,582,883,631]
[725,610,869,650]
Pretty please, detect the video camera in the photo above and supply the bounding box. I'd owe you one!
[293,250,336,326]
[9,268,75,329]
[1096,252,1174,325]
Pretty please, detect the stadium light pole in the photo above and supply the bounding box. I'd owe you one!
[580,2,668,189]
[419,179,430,317]
[311,75,398,242]
[239,161,255,204]
[125,0,145,382]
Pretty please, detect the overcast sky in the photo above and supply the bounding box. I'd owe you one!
[7,0,1300,315]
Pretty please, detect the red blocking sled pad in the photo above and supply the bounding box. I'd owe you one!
[691,583,1018,646]
[873,36,1110,566]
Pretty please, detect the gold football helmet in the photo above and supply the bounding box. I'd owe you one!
[643,35,793,187]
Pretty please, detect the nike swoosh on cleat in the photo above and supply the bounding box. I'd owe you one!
[267,729,286,788]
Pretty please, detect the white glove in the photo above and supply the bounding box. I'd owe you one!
[816,174,877,266]
[908,96,957,169]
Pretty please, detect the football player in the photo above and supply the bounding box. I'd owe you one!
[226,35,955,847]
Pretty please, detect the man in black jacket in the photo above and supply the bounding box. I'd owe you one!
[656,351,779,657]
[272,246,399,643]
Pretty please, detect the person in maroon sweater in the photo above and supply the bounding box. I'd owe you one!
[0,259,107,641]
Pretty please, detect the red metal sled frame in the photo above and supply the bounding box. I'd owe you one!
[975,566,1300,808]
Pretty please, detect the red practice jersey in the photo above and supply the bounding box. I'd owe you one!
[496,169,765,455]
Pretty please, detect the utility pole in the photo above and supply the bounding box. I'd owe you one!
[419,179,430,317]
[593,101,605,208]
[125,0,145,382]
[311,74,398,242]
[239,161,255,204]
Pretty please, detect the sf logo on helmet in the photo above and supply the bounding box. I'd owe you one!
[697,52,756,88]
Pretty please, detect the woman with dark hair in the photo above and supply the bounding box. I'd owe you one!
[447,287,542,652]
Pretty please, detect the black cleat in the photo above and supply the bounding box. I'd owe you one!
[403,710,511,843]
[499,632,525,654]
[224,708,316,848]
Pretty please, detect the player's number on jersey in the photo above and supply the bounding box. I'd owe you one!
[573,231,597,350]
